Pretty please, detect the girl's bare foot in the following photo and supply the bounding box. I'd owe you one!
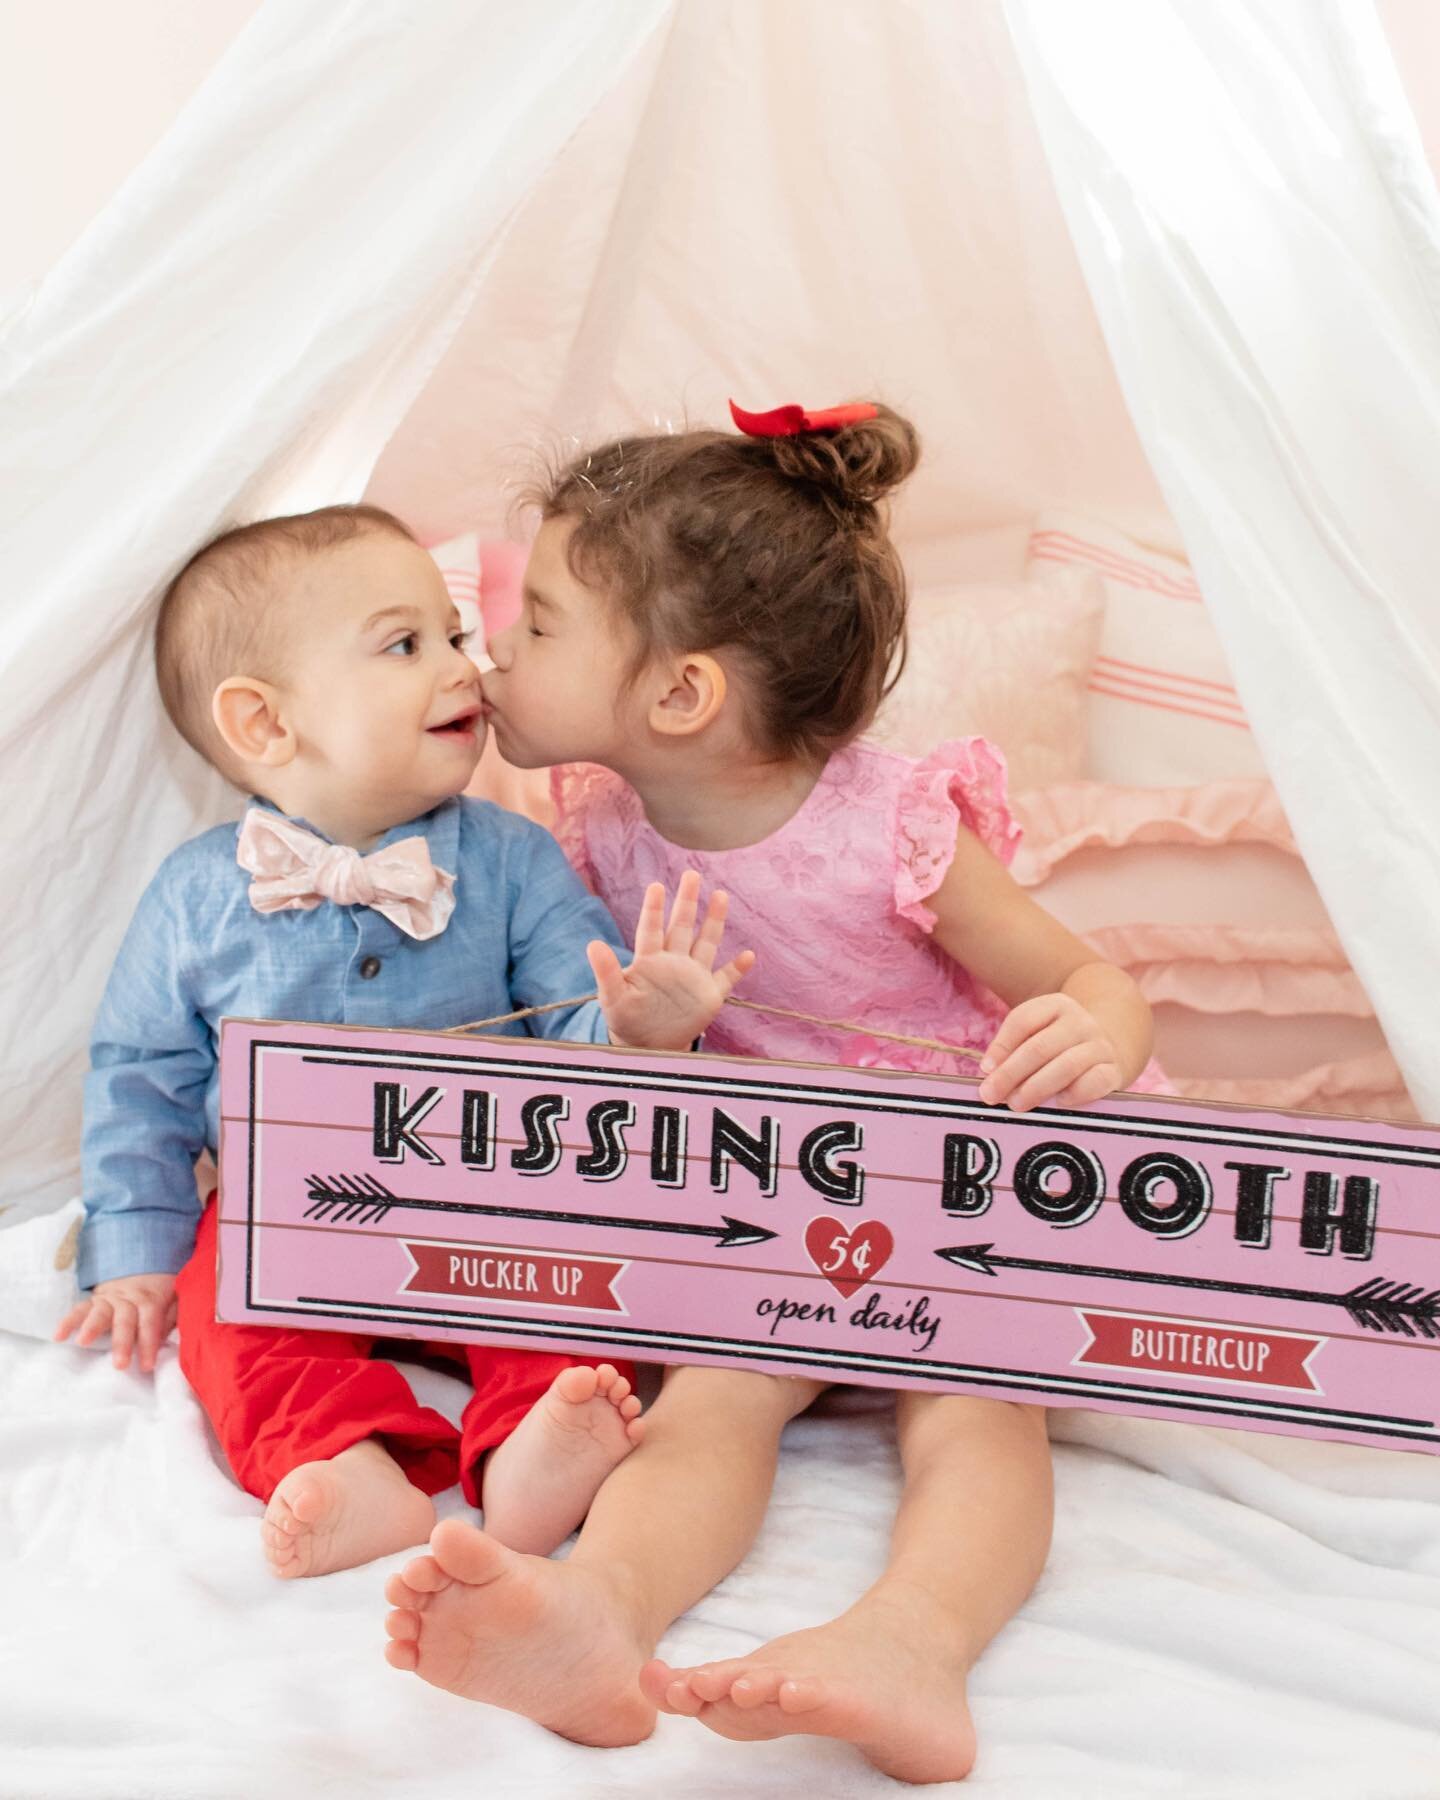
[641,1591,978,1785]
[262,1438,435,1579]
[480,1363,643,1554]
[383,1518,655,1748]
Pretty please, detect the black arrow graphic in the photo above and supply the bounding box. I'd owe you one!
[934,1242,1440,1340]
[303,1172,777,1250]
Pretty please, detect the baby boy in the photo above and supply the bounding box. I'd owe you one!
[57,503,750,1579]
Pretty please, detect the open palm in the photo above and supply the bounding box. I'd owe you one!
[588,871,754,1051]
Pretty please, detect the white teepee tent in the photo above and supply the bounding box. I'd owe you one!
[3,0,1440,1228]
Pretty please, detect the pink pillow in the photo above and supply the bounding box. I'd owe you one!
[870,564,1103,792]
[427,528,482,637]
[1027,511,1269,786]
[426,530,528,639]
[1014,780,1417,1121]
[427,531,553,824]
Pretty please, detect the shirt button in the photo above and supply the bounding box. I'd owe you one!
[359,955,382,980]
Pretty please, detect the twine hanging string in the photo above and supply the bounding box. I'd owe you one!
[443,993,984,1065]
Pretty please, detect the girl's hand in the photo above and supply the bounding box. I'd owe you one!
[589,872,755,1052]
[55,1271,178,1373]
[978,993,1122,1113]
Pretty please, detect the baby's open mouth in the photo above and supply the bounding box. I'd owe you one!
[428,709,481,737]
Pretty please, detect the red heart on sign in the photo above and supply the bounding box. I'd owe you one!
[803,1216,894,1299]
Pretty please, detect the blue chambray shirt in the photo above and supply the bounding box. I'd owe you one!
[78,795,622,1289]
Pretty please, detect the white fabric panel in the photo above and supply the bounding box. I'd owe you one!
[367,0,1173,555]
[1005,0,1440,1117]
[0,0,669,1212]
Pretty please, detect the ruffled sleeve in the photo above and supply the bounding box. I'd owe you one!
[548,762,614,892]
[893,736,1020,933]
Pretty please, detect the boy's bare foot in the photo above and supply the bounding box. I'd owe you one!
[262,1438,435,1579]
[641,1591,978,1785]
[383,1518,655,1748]
[480,1363,643,1554]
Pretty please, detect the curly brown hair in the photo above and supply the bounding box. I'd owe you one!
[531,405,920,763]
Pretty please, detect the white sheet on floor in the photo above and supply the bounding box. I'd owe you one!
[4,1212,1438,1799]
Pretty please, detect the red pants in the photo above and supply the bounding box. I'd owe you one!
[176,1200,627,1504]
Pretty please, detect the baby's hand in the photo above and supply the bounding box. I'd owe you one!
[56,1272,178,1373]
[978,993,1120,1113]
[589,871,755,1052]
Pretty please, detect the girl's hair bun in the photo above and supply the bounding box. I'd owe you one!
[536,397,921,763]
[766,403,920,509]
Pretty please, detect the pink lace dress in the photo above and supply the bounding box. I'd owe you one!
[555,737,1028,1076]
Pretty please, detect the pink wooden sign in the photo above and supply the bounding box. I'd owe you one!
[216,1018,1440,1456]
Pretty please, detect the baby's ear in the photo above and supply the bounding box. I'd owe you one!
[648,652,727,739]
[212,677,295,769]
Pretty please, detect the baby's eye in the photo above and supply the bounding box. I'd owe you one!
[450,628,476,651]
[383,633,418,658]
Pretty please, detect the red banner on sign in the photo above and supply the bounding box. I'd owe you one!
[1075,1309,1322,1392]
[402,1242,626,1312]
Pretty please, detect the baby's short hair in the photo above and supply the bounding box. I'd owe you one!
[154,503,415,780]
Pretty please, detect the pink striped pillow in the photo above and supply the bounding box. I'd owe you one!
[1027,511,1268,785]
[1013,781,1417,1122]
[427,530,485,642]
[426,530,529,648]
[427,531,553,824]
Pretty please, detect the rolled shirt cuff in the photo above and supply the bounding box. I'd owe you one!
[75,1206,200,1290]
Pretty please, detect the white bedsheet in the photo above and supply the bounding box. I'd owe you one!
[4,1206,1438,1799]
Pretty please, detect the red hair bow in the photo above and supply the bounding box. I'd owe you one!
[729,398,879,437]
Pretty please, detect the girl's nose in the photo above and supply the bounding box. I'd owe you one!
[485,622,515,672]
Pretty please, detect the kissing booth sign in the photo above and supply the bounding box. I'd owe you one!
[216,1019,1440,1456]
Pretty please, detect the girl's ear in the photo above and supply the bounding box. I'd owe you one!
[648,653,728,738]
[212,677,297,769]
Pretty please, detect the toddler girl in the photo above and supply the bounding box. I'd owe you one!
[381,405,1157,1783]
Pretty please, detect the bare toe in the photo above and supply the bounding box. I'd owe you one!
[384,1608,420,1642]
[778,1676,828,1715]
[639,1659,678,1708]
[554,1364,599,1403]
[284,1478,327,1524]
[689,1659,751,1703]
[428,1516,511,1585]
[731,1667,786,1709]
[396,1551,452,1596]
[385,1639,419,1673]
[665,1679,705,1717]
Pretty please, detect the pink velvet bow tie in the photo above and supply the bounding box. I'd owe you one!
[236,810,457,941]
